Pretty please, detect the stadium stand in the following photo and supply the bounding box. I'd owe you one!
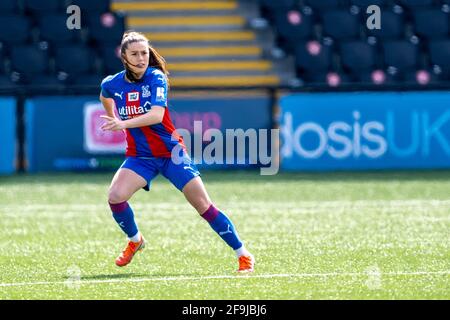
[430,39,450,79]
[340,40,378,77]
[366,8,405,39]
[0,16,30,45]
[412,8,449,40]
[111,0,281,87]
[0,0,449,89]
[23,0,64,15]
[257,0,450,87]
[38,14,84,46]
[321,9,362,40]
[0,0,21,14]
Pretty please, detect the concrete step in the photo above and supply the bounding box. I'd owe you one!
[111,0,282,88]
[168,60,273,72]
[170,70,277,78]
[128,15,245,27]
[144,30,255,42]
[169,90,271,99]
[123,9,240,17]
[156,45,262,59]
[164,55,264,63]
[112,1,238,12]
[134,25,246,32]
[170,75,280,87]
[151,39,260,48]
[127,15,246,32]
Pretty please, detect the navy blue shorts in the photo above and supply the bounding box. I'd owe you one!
[120,152,200,192]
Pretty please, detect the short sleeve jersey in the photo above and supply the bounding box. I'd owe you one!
[100,67,184,158]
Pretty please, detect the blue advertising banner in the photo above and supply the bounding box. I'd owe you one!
[0,98,16,175]
[280,92,450,171]
[25,96,124,172]
[25,94,271,172]
[169,94,272,169]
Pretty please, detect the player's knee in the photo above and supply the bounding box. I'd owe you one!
[197,200,213,215]
[108,188,129,204]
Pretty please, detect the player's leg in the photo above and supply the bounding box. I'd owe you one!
[162,152,255,272]
[182,177,255,272]
[108,159,155,267]
[108,167,146,242]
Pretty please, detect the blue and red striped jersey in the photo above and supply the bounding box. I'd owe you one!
[100,67,184,158]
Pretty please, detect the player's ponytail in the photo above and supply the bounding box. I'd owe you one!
[120,31,169,83]
[148,46,169,80]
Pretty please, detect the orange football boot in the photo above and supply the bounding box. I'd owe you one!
[115,236,145,267]
[237,254,255,273]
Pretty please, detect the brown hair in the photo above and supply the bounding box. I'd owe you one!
[120,31,169,83]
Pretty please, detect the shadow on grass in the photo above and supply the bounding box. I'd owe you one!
[79,273,150,281]
[201,169,450,183]
[2,169,450,185]
[78,272,199,281]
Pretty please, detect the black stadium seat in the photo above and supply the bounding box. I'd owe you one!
[0,46,5,74]
[322,10,361,40]
[38,14,83,45]
[259,0,296,10]
[0,16,30,45]
[71,0,111,15]
[359,69,397,85]
[100,46,123,74]
[383,40,419,74]
[274,9,314,52]
[87,12,125,46]
[10,45,50,83]
[340,41,377,74]
[350,0,388,7]
[28,74,66,88]
[72,73,104,86]
[258,0,297,22]
[0,0,20,14]
[397,0,434,8]
[307,71,351,86]
[23,0,64,15]
[429,40,450,77]
[304,0,340,12]
[295,40,333,78]
[0,75,16,87]
[412,9,449,40]
[366,10,405,39]
[404,69,440,85]
[55,46,96,76]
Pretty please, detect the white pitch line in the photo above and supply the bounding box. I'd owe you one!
[0,271,449,288]
[2,199,450,213]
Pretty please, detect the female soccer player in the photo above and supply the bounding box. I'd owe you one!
[99,31,254,272]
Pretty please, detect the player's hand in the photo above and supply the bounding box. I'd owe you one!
[100,115,127,131]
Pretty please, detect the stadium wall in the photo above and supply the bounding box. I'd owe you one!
[24,94,271,172]
[0,98,16,175]
[280,91,450,171]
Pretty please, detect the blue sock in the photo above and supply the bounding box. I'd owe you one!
[201,205,243,250]
[109,201,138,238]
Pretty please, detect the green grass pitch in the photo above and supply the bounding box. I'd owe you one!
[0,171,449,299]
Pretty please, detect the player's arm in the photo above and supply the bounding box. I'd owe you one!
[100,106,165,131]
[124,106,165,128]
[99,94,116,118]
